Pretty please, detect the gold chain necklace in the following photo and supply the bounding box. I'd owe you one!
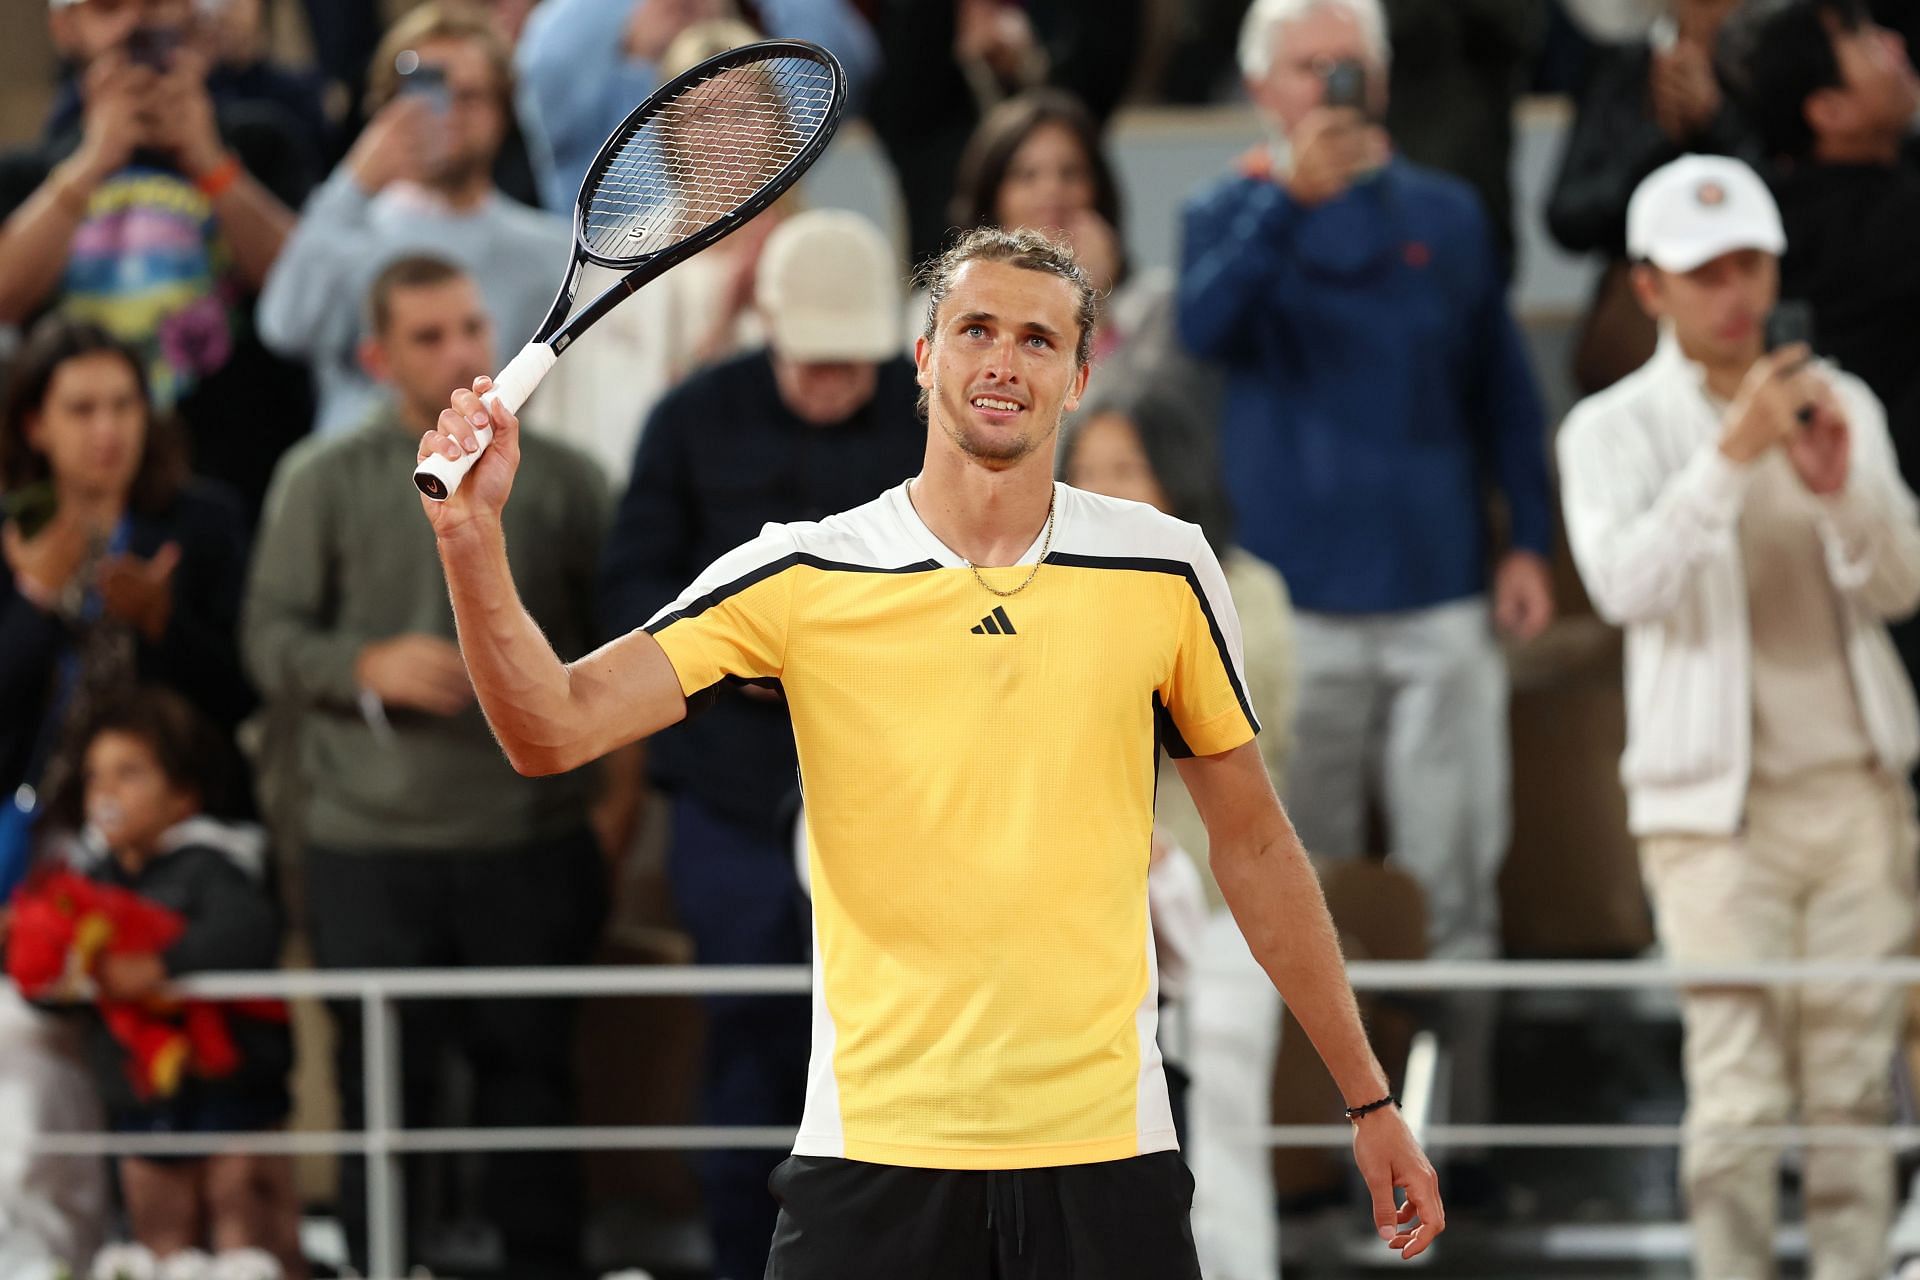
[909,480,1056,598]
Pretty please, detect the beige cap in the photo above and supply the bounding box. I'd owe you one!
[756,210,900,364]
[1627,154,1786,272]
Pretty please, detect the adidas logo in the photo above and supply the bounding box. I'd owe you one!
[970,606,1018,635]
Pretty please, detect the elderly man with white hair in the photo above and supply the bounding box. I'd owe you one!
[1177,2,1554,1273]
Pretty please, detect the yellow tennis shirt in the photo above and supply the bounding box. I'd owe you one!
[646,482,1259,1169]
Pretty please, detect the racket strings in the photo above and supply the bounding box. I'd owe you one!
[581,57,836,261]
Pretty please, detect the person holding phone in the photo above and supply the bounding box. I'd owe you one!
[0,316,256,883]
[243,254,611,1278]
[256,2,567,437]
[0,0,316,519]
[1558,154,1920,1280]
[1179,8,1552,1267]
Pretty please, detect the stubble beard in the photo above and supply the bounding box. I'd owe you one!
[936,388,1057,469]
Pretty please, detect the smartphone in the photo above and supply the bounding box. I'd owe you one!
[1766,301,1818,423]
[1765,300,1815,355]
[1,482,58,542]
[1323,59,1368,112]
[125,24,180,72]
[395,53,450,116]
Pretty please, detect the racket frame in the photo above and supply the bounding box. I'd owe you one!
[532,37,848,358]
[414,38,846,501]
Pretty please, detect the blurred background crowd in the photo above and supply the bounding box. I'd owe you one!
[4,0,1920,1277]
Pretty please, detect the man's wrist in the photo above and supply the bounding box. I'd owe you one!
[49,159,102,214]
[1717,432,1762,465]
[1344,1094,1399,1122]
[433,511,508,563]
[347,152,387,196]
[192,151,242,198]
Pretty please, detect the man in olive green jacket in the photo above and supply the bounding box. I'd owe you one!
[240,253,609,1279]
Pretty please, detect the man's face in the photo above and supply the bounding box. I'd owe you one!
[772,355,880,426]
[1823,15,1920,139]
[370,277,496,425]
[667,69,789,223]
[1245,5,1386,140]
[914,260,1090,470]
[59,0,196,65]
[1636,248,1779,368]
[412,37,509,186]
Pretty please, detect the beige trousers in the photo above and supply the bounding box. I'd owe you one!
[1642,766,1918,1280]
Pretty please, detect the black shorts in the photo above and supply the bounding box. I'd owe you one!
[764,1151,1202,1280]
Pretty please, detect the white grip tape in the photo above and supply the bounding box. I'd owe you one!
[412,342,557,501]
[482,341,558,416]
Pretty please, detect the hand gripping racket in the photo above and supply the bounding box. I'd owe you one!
[414,39,847,499]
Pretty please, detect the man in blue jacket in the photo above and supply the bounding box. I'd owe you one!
[1178,0,1554,1245]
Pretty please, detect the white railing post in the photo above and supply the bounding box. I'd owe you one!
[363,987,404,1279]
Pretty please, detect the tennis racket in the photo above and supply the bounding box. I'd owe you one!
[414,39,847,500]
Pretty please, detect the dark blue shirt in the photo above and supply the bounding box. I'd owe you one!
[1178,156,1552,614]
[600,349,927,839]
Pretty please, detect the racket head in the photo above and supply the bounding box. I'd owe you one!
[572,39,846,272]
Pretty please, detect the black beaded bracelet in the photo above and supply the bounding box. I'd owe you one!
[1343,1094,1398,1121]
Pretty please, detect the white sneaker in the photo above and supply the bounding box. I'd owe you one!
[208,1250,283,1280]
[155,1250,214,1280]
[90,1245,159,1280]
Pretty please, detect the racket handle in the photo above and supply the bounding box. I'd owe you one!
[413,342,558,501]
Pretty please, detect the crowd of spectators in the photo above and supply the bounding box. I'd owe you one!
[0,0,1918,1277]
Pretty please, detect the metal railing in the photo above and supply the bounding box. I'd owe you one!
[12,958,1920,1278]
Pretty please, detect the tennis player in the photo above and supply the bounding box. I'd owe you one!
[417,226,1444,1275]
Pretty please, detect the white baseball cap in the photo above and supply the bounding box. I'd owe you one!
[1626,154,1786,272]
[756,210,900,364]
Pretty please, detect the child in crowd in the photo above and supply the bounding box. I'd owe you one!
[34,689,302,1278]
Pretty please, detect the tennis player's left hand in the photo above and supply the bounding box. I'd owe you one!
[1353,1107,1445,1259]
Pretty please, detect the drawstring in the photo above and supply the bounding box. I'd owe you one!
[984,1171,1028,1256]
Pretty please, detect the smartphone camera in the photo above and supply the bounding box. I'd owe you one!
[1765,301,1818,424]
[1322,59,1368,112]
[125,24,180,72]
[1764,300,1815,356]
[394,50,451,116]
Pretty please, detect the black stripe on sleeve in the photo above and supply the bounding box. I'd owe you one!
[1154,691,1196,760]
[644,552,942,635]
[1044,552,1261,735]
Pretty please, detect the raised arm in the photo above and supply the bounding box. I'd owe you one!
[1176,740,1444,1260]
[1176,177,1295,363]
[0,56,149,323]
[1809,377,1920,619]
[423,378,686,776]
[1558,345,1817,626]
